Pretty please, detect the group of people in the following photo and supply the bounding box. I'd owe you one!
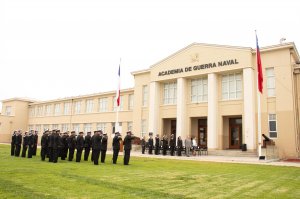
[141,134,199,157]
[10,129,138,166]
[11,130,38,158]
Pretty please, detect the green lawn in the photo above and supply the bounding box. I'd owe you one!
[0,144,299,199]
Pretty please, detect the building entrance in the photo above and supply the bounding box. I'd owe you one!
[198,119,207,148]
[229,118,242,149]
[162,118,176,138]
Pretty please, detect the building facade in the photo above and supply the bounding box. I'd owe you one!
[1,42,300,158]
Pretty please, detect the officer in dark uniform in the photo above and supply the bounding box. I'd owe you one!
[170,134,175,156]
[91,131,97,162]
[100,132,108,163]
[15,130,22,157]
[92,131,102,165]
[177,136,183,156]
[21,132,28,158]
[33,130,38,156]
[41,130,48,161]
[11,131,17,156]
[48,130,54,162]
[141,136,146,154]
[123,131,137,165]
[162,135,168,156]
[154,134,160,155]
[84,131,92,161]
[148,134,154,155]
[61,132,68,160]
[58,132,64,158]
[51,130,59,163]
[112,132,122,164]
[68,131,77,161]
[76,132,84,162]
[27,131,34,158]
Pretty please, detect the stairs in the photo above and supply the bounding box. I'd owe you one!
[208,150,258,157]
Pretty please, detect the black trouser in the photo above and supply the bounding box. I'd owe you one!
[91,149,94,162]
[64,147,68,160]
[148,146,153,154]
[28,145,33,158]
[142,146,145,154]
[170,146,175,156]
[41,147,47,161]
[53,148,58,163]
[163,147,167,155]
[21,145,27,157]
[33,145,37,156]
[124,149,131,165]
[155,146,159,155]
[76,148,83,162]
[100,150,106,163]
[68,148,75,161]
[112,149,119,164]
[93,149,100,165]
[84,147,90,161]
[15,145,21,157]
[48,147,53,162]
[11,144,15,156]
[177,148,182,156]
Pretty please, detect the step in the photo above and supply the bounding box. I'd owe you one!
[208,150,258,157]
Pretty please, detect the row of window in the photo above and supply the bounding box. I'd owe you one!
[29,95,134,117]
[29,122,134,134]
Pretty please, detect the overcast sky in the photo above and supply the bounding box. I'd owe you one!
[1,0,299,111]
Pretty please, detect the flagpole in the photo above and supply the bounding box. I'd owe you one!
[115,58,121,134]
[257,90,262,157]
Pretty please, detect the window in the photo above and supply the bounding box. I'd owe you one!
[222,73,242,100]
[64,102,71,115]
[86,99,94,113]
[141,119,147,137]
[127,122,133,132]
[268,114,277,138]
[75,101,81,114]
[29,107,35,117]
[37,106,44,116]
[128,94,134,110]
[99,98,108,112]
[45,105,52,116]
[54,104,61,116]
[52,124,59,130]
[266,68,275,97]
[113,96,123,111]
[97,123,106,132]
[163,82,177,105]
[5,106,12,116]
[43,124,49,131]
[72,124,80,133]
[142,85,148,107]
[62,124,69,132]
[191,78,208,103]
[84,123,92,133]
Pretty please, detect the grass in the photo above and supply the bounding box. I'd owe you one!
[0,144,299,199]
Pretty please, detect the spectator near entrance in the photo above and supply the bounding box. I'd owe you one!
[185,136,192,157]
[192,137,197,156]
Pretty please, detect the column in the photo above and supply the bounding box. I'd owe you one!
[148,82,160,134]
[176,78,187,140]
[243,67,256,150]
[207,73,218,149]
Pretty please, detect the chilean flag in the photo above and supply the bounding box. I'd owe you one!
[256,33,263,93]
[116,64,121,106]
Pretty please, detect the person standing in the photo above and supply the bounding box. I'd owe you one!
[27,131,34,158]
[33,131,38,156]
[112,132,122,164]
[100,132,108,163]
[185,136,192,157]
[91,131,97,162]
[169,134,176,156]
[61,132,68,160]
[123,131,136,165]
[84,132,92,161]
[41,130,48,161]
[76,132,84,162]
[11,131,17,156]
[141,136,146,154]
[92,131,101,165]
[148,134,153,155]
[68,131,77,161]
[48,130,54,162]
[162,135,168,156]
[21,132,28,158]
[177,136,183,156]
[154,134,160,155]
[52,130,60,163]
[15,130,22,157]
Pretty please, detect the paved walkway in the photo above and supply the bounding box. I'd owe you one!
[1,143,299,167]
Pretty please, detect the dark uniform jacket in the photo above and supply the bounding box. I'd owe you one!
[112,135,122,150]
[84,135,92,148]
[101,135,108,150]
[141,138,146,147]
[177,139,183,148]
[15,134,22,146]
[41,134,48,148]
[92,134,102,150]
[148,138,154,147]
[123,135,135,150]
[23,135,29,146]
[155,137,160,147]
[52,133,59,149]
[11,133,16,145]
[68,135,77,149]
[170,137,176,147]
[76,136,84,150]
